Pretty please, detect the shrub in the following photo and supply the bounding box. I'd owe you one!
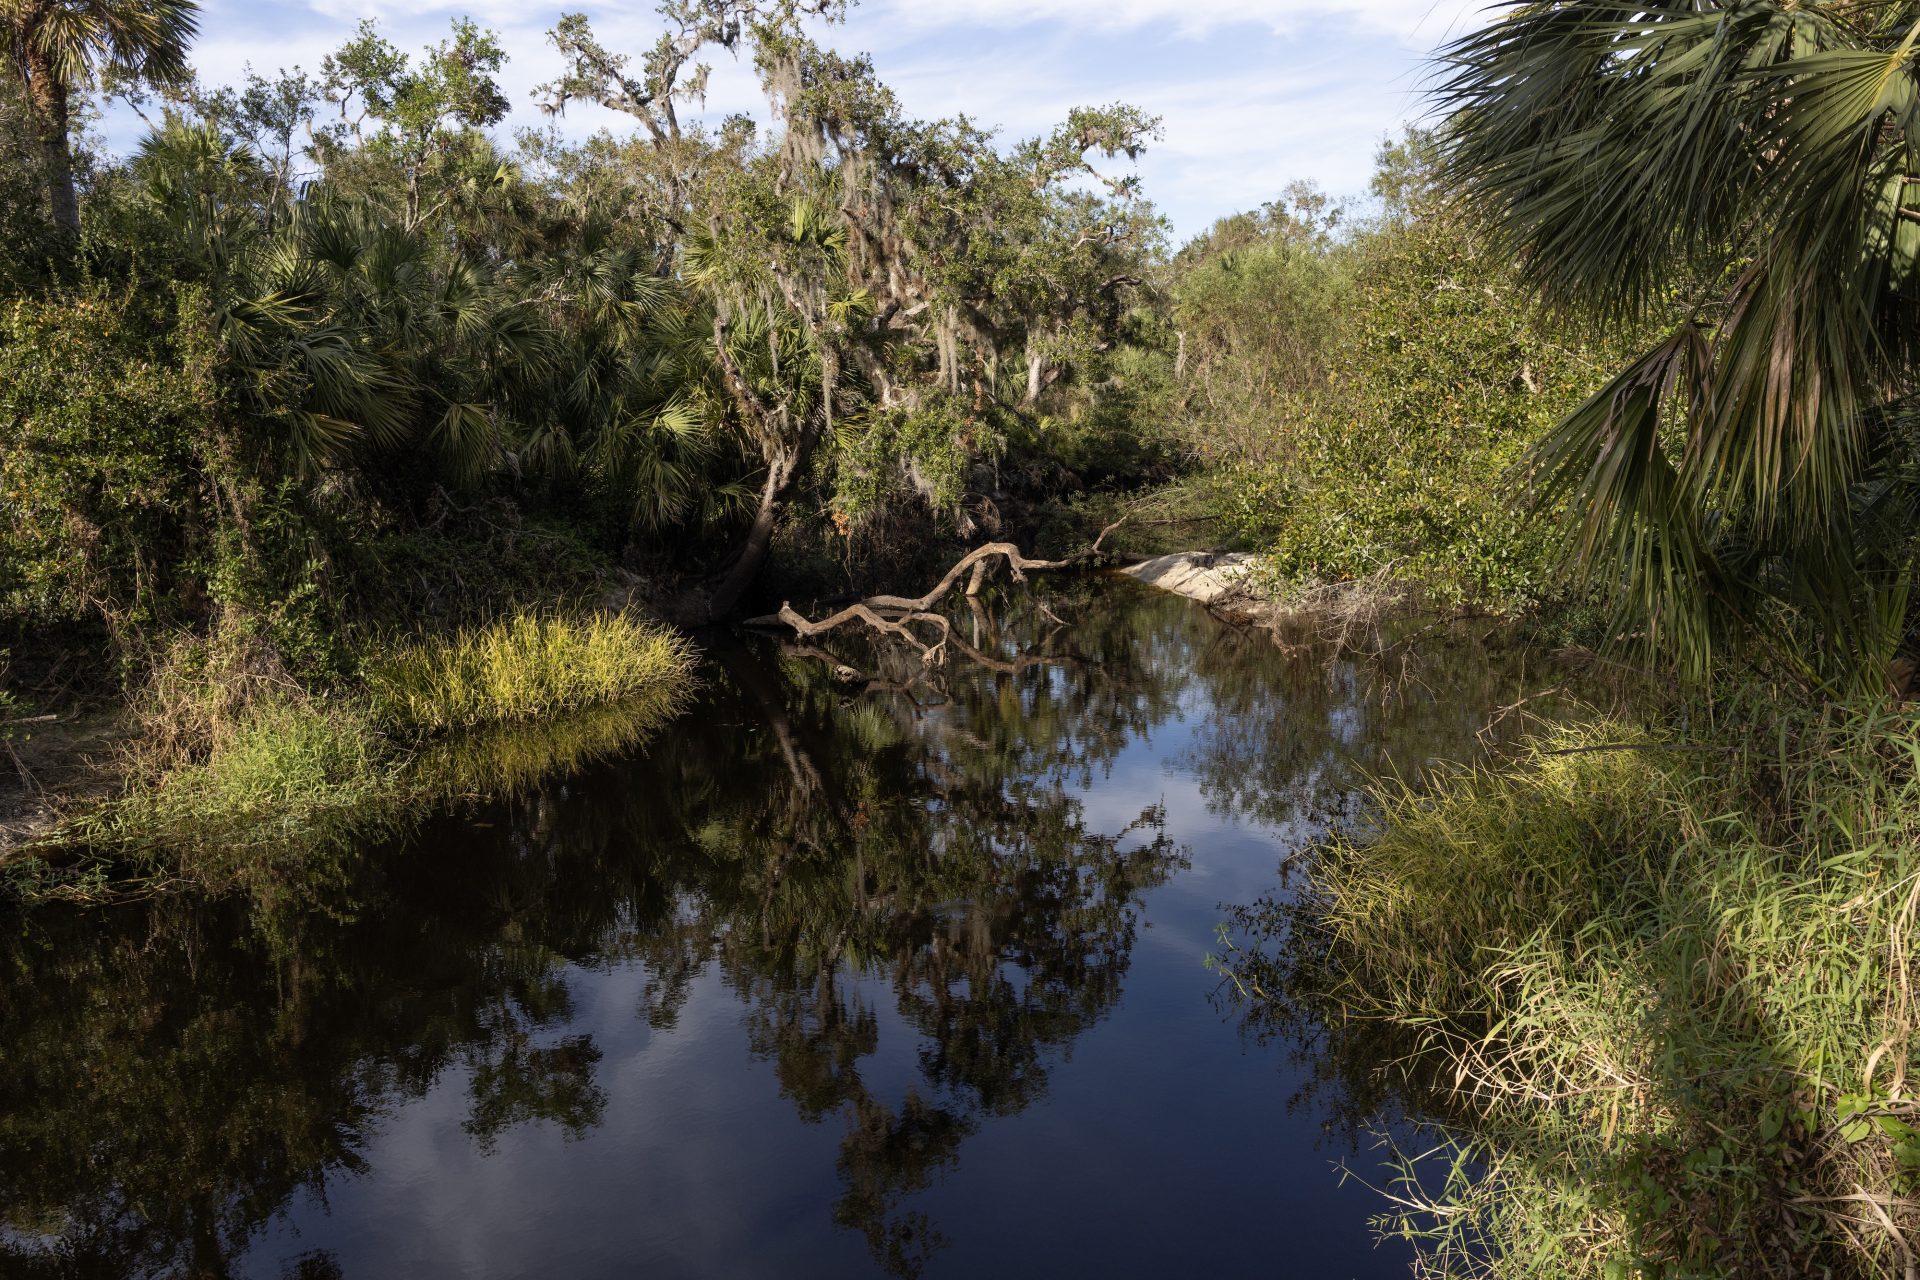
[368,611,697,733]
[1216,213,1598,609]
[0,292,220,653]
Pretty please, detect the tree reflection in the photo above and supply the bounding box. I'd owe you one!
[0,581,1554,1279]
[0,585,1191,1279]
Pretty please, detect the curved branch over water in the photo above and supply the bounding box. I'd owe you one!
[748,521,1124,666]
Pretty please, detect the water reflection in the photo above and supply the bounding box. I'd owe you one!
[0,579,1555,1279]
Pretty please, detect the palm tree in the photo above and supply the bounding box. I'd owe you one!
[1438,1,1920,691]
[4,0,199,236]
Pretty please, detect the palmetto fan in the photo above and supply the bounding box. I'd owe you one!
[1441,0,1920,691]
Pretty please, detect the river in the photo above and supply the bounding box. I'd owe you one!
[0,578,1560,1279]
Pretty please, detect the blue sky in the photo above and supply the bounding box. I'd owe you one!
[116,0,1488,245]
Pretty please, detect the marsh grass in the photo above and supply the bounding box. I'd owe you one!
[1228,708,1920,1279]
[91,698,400,884]
[15,613,699,895]
[368,612,696,733]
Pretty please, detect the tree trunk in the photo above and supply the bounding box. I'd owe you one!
[24,50,78,237]
[706,459,791,621]
[44,128,77,235]
[705,415,825,621]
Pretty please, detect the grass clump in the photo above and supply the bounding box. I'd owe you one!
[1227,708,1920,1280]
[97,698,399,881]
[369,612,696,733]
[12,611,699,896]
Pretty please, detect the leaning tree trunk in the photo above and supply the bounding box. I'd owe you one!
[704,418,824,621]
[706,458,793,621]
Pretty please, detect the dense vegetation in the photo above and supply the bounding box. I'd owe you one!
[0,0,1171,865]
[1213,7,1920,1279]
[6,1,1920,1277]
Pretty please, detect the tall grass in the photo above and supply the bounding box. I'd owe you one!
[1236,709,1920,1279]
[15,612,700,896]
[368,612,696,733]
[93,698,399,883]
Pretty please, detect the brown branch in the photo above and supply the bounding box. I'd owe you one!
[747,521,1123,666]
[861,520,1124,613]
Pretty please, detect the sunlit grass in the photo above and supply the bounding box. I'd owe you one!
[1258,709,1920,1279]
[21,613,701,896]
[86,698,398,886]
[368,612,697,733]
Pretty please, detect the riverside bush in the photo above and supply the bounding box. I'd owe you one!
[1215,214,1600,610]
[0,293,219,651]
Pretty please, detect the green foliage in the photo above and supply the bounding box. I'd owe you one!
[1243,211,1600,607]
[2,0,200,238]
[367,611,697,733]
[832,395,992,523]
[101,697,389,871]
[1170,182,1351,466]
[345,515,619,629]
[199,482,353,683]
[1177,141,1616,610]
[1438,3,1920,689]
[0,76,60,290]
[316,18,509,227]
[0,291,218,649]
[45,611,699,888]
[1225,707,1920,1278]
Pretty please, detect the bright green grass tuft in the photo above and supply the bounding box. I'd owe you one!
[368,612,698,733]
[99,699,396,878]
[20,613,701,896]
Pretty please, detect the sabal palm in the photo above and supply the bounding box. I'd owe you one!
[1440,0,1920,691]
[3,0,198,234]
[135,126,732,525]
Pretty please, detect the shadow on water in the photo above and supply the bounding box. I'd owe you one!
[0,578,1567,1280]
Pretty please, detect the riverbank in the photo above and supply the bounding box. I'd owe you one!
[1218,697,1920,1279]
[3,611,697,900]
[1115,546,1918,1277]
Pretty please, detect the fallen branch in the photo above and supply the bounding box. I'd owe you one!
[745,520,1124,665]
[860,519,1126,614]
[776,601,953,665]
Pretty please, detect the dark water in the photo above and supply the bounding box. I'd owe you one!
[0,579,1554,1279]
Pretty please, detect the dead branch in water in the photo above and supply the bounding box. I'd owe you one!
[746,520,1124,665]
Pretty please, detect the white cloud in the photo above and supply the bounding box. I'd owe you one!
[103,0,1485,241]
[865,0,1487,43]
